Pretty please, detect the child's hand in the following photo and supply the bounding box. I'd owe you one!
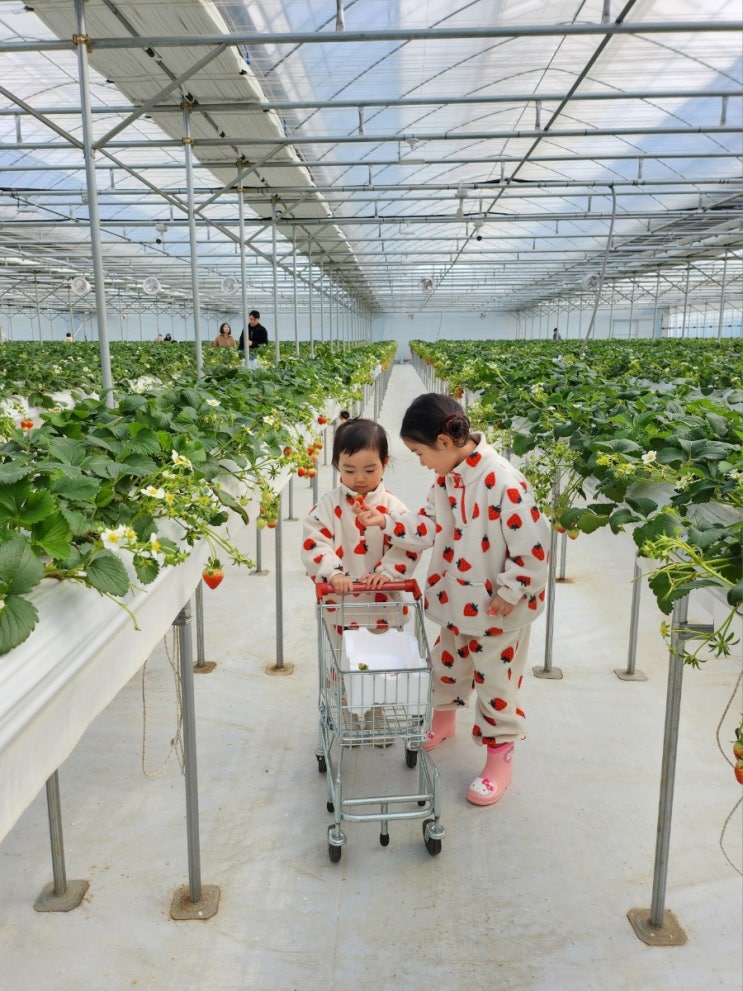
[360,572,388,589]
[486,592,516,617]
[354,507,385,528]
[330,574,354,594]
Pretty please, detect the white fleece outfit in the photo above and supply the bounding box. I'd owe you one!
[381,435,551,745]
[301,482,419,634]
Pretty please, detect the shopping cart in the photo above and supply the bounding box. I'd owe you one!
[315,579,446,862]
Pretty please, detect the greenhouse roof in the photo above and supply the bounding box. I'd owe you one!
[0,0,740,316]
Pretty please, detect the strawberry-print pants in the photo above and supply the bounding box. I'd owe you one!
[430,623,532,745]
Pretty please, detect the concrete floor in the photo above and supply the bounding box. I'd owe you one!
[1,363,741,991]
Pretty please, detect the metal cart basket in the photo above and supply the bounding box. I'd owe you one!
[315,580,445,862]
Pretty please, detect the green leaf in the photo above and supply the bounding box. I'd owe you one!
[126,424,162,455]
[609,507,637,533]
[85,551,130,596]
[0,462,34,485]
[133,555,159,585]
[31,511,73,559]
[0,535,45,594]
[52,475,102,502]
[0,483,55,527]
[625,496,661,518]
[120,452,159,476]
[0,594,39,653]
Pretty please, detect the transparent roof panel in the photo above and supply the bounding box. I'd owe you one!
[0,0,739,316]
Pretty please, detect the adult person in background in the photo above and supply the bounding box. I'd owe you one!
[163,333,176,343]
[238,310,268,351]
[213,322,237,348]
[552,327,562,341]
[65,332,74,343]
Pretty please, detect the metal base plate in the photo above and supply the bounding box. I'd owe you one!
[193,661,217,674]
[34,879,89,913]
[265,662,295,676]
[627,908,687,946]
[532,665,563,680]
[614,668,648,681]
[170,884,220,920]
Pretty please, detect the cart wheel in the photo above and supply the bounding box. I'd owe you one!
[405,747,418,768]
[380,833,390,847]
[327,800,334,813]
[317,754,327,773]
[329,843,342,863]
[422,819,442,857]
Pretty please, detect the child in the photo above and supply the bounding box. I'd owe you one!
[356,393,551,806]
[301,416,419,619]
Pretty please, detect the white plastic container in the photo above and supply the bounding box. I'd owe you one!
[341,628,430,714]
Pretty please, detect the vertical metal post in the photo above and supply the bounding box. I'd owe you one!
[652,268,661,338]
[238,164,251,368]
[319,260,325,343]
[285,475,297,521]
[680,264,691,338]
[533,478,562,679]
[170,606,219,919]
[183,106,203,379]
[615,556,647,680]
[308,244,314,358]
[274,494,285,669]
[272,201,280,363]
[716,256,727,341]
[34,771,89,912]
[627,596,711,945]
[193,583,209,670]
[292,232,299,357]
[557,528,568,581]
[74,0,113,403]
[252,519,268,575]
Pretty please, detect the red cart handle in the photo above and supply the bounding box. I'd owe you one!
[315,578,422,602]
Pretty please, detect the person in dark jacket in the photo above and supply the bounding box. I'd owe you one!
[238,310,268,351]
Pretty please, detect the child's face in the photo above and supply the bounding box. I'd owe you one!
[403,436,462,475]
[338,448,386,495]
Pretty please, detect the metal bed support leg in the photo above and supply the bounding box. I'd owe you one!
[170,606,220,920]
[251,517,269,576]
[627,596,713,945]
[285,475,298,522]
[192,584,215,673]
[33,771,89,912]
[534,479,563,679]
[615,556,647,681]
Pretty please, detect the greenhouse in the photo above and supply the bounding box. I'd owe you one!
[0,2,741,990]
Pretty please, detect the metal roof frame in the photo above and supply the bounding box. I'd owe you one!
[0,0,740,326]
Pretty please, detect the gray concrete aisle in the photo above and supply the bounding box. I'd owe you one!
[0,363,740,991]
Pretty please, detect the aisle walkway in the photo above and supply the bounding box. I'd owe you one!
[0,364,740,991]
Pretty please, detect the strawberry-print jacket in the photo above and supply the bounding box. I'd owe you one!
[383,437,551,635]
[302,483,419,585]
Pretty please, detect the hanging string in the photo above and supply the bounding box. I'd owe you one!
[141,629,185,777]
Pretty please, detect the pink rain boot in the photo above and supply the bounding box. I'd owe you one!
[422,708,456,751]
[466,742,514,806]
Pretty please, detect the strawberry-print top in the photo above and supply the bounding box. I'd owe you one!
[302,482,418,584]
[382,436,551,635]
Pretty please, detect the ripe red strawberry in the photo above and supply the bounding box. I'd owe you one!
[457,556,472,572]
[441,650,455,668]
[501,646,515,663]
[492,697,508,711]
[428,572,441,585]
[437,590,449,604]
[463,602,479,617]
[303,538,316,550]
[530,506,541,522]
[516,574,531,587]
[506,487,522,503]
[469,639,483,653]
[733,732,743,760]
[735,760,743,784]
[481,534,490,552]
[394,521,406,537]
[466,451,482,467]
[454,527,463,541]
[441,676,456,685]
[394,563,407,574]
[202,559,224,589]
[484,626,504,637]
[484,471,495,489]
[354,541,368,554]
[472,502,480,519]
[506,514,522,530]
[488,504,501,520]
[446,622,460,636]
[443,545,454,562]
[473,669,485,684]
[532,542,545,560]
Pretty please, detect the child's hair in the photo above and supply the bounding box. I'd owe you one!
[332,418,389,467]
[401,393,474,448]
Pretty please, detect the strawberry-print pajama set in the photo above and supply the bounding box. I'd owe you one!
[301,483,419,635]
[382,437,551,745]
